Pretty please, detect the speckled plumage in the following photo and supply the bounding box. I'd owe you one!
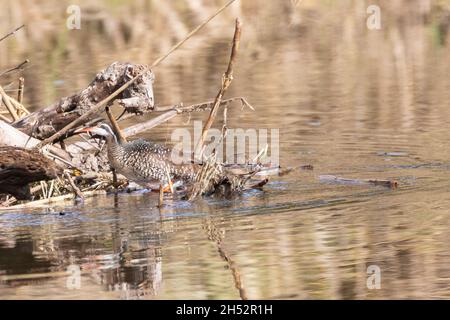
[98,126,195,187]
[87,123,266,196]
[108,139,195,185]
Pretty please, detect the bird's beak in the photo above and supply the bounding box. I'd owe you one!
[74,127,94,134]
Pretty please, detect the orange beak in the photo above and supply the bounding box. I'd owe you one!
[74,127,94,134]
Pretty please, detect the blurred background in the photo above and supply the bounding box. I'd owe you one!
[1,0,450,300]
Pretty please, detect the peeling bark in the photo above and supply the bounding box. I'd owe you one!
[0,120,73,165]
[12,62,155,140]
[0,146,63,200]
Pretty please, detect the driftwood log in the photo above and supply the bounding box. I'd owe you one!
[0,146,63,200]
[0,120,73,165]
[12,62,155,140]
[319,175,398,189]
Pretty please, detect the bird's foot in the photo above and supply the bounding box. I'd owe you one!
[162,180,174,193]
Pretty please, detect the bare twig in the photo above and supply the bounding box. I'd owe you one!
[150,0,238,68]
[0,24,25,43]
[17,77,24,104]
[8,92,29,115]
[64,172,84,200]
[0,114,11,122]
[105,106,127,143]
[0,59,29,78]
[0,196,17,207]
[0,86,19,121]
[121,98,251,138]
[48,180,55,199]
[0,100,12,122]
[196,18,242,158]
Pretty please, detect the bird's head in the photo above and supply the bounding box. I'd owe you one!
[76,123,118,143]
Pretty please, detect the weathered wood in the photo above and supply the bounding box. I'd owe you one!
[13,62,155,140]
[2,190,106,209]
[0,146,63,200]
[0,120,74,166]
[0,86,19,121]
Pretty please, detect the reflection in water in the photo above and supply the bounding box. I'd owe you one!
[1,0,450,299]
[0,197,166,299]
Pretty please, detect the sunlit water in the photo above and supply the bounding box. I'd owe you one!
[1,2,450,299]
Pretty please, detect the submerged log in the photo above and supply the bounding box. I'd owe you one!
[319,175,398,189]
[0,146,63,200]
[12,62,155,140]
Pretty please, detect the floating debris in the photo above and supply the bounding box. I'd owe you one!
[377,151,409,157]
[319,175,398,189]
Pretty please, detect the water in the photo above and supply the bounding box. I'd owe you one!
[1,1,450,299]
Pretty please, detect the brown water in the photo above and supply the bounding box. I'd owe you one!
[1,1,450,299]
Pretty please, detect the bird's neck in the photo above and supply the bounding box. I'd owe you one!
[105,134,124,160]
[105,133,118,146]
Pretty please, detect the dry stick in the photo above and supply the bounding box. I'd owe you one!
[123,110,178,137]
[196,18,242,159]
[0,59,29,78]
[105,106,127,143]
[0,86,19,121]
[0,24,25,43]
[0,196,16,207]
[0,113,11,123]
[34,0,238,150]
[150,0,238,68]
[0,96,11,122]
[121,98,252,138]
[9,96,30,115]
[17,77,24,104]
[64,172,84,200]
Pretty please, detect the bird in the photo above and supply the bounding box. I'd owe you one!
[78,123,197,192]
[0,146,63,200]
[78,123,268,198]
